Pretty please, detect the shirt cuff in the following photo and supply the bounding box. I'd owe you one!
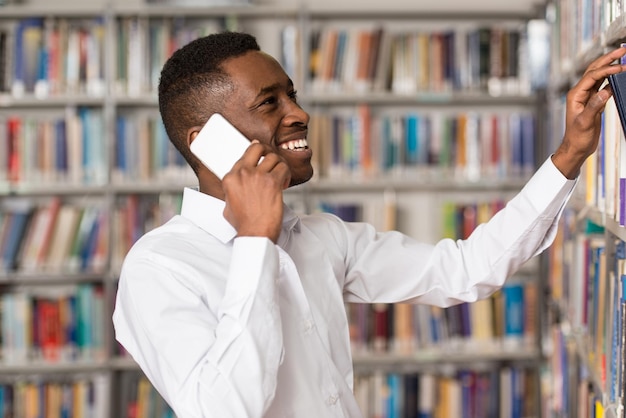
[521,155,577,214]
[223,236,279,301]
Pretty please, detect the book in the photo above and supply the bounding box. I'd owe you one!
[0,206,32,272]
[607,44,626,138]
[502,282,525,348]
[617,273,626,408]
[19,197,61,272]
[44,205,82,272]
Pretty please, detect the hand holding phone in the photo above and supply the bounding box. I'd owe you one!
[189,113,252,180]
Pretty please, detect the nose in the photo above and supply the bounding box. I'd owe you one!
[282,100,309,127]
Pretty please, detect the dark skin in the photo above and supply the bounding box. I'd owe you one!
[552,47,626,178]
[186,50,310,243]
[184,47,626,244]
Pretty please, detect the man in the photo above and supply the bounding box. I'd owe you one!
[113,31,625,417]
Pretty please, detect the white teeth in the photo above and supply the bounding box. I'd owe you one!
[281,139,308,150]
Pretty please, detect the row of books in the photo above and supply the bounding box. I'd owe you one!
[3,17,106,98]
[308,108,537,182]
[550,4,626,411]
[346,280,536,355]
[115,16,223,97]
[317,197,514,244]
[0,198,108,274]
[0,16,226,98]
[0,106,538,187]
[547,325,619,418]
[315,198,397,233]
[0,374,109,418]
[0,284,106,364]
[0,108,107,186]
[551,0,623,78]
[441,199,506,241]
[321,198,536,353]
[353,367,539,418]
[119,373,176,418]
[111,194,182,269]
[2,16,550,99]
[547,211,626,415]
[0,192,183,275]
[114,113,194,184]
[582,91,626,226]
[302,22,545,96]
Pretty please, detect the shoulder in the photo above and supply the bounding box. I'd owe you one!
[300,211,348,237]
[122,214,225,273]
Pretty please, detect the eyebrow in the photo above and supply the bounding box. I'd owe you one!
[253,78,295,101]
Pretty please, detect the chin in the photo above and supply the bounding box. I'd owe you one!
[288,167,314,187]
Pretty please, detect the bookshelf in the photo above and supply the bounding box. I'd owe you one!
[0,0,552,416]
[543,0,626,417]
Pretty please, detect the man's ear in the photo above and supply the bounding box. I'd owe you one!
[186,126,202,148]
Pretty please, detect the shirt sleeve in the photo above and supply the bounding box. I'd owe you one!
[113,236,283,418]
[339,156,577,307]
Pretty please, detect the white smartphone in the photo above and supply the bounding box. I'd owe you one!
[189,113,252,180]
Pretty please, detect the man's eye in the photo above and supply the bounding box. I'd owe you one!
[289,90,298,101]
[261,97,277,106]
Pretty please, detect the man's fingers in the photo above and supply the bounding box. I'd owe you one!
[576,63,624,94]
[584,47,626,73]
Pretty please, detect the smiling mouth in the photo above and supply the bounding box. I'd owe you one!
[280,139,309,151]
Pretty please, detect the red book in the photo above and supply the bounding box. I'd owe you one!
[372,303,388,353]
[7,117,21,183]
[39,298,62,362]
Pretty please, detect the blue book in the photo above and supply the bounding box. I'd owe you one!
[64,295,78,360]
[333,30,347,84]
[502,283,524,344]
[80,210,101,272]
[458,370,474,418]
[381,117,394,171]
[403,374,418,418]
[0,385,4,418]
[76,284,94,358]
[346,115,357,170]
[386,373,401,418]
[116,116,127,174]
[406,114,419,166]
[607,43,626,138]
[12,18,44,95]
[1,208,32,271]
[331,116,342,170]
[55,119,68,175]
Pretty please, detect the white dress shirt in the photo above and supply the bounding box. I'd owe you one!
[113,157,576,418]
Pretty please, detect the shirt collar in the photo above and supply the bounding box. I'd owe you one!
[180,187,301,243]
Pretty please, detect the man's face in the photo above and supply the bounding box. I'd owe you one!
[220,50,313,187]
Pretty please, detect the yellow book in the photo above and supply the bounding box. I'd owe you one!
[73,380,85,418]
[595,399,604,417]
[470,298,494,342]
[137,376,152,418]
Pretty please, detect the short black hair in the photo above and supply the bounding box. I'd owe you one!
[158,31,261,173]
